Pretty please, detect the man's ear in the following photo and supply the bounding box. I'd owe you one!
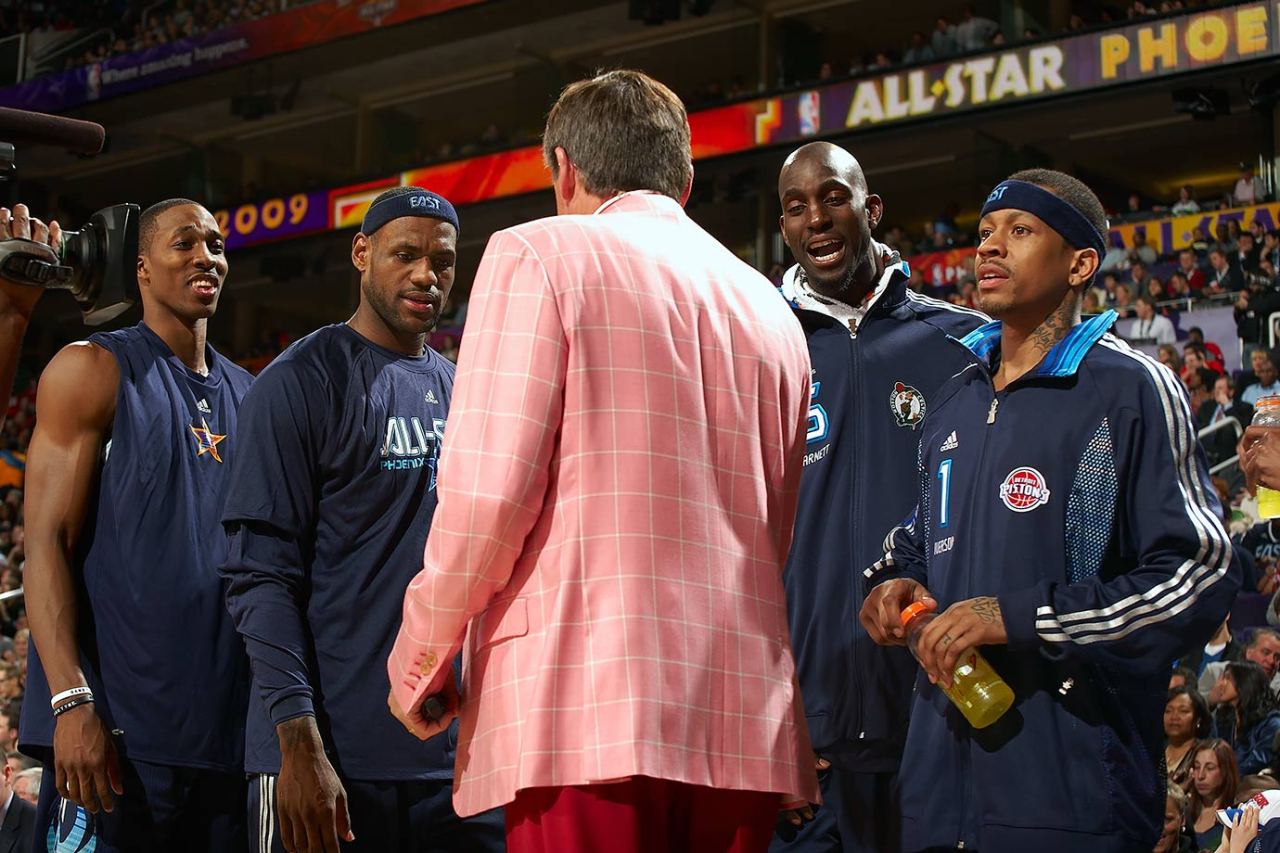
[865,194,884,231]
[552,147,577,210]
[1068,248,1101,288]
[352,233,370,274]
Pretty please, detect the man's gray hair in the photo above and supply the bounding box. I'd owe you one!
[542,69,693,202]
[1249,627,1280,648]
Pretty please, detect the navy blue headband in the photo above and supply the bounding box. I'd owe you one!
[361,188,459,236]
[980,180,1106,261]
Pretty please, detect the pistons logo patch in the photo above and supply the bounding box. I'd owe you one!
[999,467,1051,513]
[890,382,926,429]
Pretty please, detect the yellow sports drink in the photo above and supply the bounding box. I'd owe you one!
[1255,397,1280,519]
[901,602,1015,729]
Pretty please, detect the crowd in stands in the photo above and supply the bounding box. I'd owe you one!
[73,0,299,70]
[1164,601,1280,848]
[18,0,1232,101]
[886,161,1276,349]
[686,1,1224,103]
[0,379,45,806]
[7,0,304,76]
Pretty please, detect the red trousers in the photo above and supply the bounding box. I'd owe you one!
[504,775,780,853]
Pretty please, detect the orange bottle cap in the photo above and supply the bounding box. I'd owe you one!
[900,601,933,627]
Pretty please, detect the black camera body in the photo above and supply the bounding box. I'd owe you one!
[0,203,140,325]
[0,141,140,325]
[59,203,141,325]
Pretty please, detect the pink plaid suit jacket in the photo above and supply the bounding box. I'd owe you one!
[388,190,817,817]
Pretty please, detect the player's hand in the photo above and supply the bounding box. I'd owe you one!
[1240,425,1280,495]
[1230,805,1260,853]
[779,803,815,828]
[860,578,935,646]
[388,666,460,741]
[275,716,353,853]
[52,703,123,813]
[0,204,61,320]
[778,756,829,829]
[915,597,1009,688]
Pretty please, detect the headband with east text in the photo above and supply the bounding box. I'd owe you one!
[980,179,1107,263]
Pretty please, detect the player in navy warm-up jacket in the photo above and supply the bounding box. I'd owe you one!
[219,188,503,853]
[862,169,1239,853]
[770,142,985,853]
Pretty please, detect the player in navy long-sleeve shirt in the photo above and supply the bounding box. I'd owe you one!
[220,188,503,853]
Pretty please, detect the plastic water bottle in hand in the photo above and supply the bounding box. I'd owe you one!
[1254,396,1280,519]
[902,602,1014,729]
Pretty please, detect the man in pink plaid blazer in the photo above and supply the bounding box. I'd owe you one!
[388,69,818,853]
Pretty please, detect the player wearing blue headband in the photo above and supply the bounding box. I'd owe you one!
[863,169,1239,852]
[219,186,505,853]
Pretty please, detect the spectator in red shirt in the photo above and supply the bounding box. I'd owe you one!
[1179,249,1207,291]
[1183,343,1221,379]
[1187,327,1226,373]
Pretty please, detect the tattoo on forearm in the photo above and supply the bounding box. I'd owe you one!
[279,722,304,747]
[971,597,1001,624]
[277,717,314,749]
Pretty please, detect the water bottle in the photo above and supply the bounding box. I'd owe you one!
[1254,396,1280,519]
[901,601,1015,729]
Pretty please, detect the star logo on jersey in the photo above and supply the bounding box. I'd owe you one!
[190,418,227,463]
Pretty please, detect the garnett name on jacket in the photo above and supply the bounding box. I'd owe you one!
[803,445,831,466]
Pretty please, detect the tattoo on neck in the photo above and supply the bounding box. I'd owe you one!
[970,597,1002,625]
[1028,300,1076,356]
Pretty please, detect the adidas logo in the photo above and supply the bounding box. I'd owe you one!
[939,431,959,452]
[196,398,211,414]
[425,390,439,405]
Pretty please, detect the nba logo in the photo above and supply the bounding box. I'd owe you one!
[799,91,821,137]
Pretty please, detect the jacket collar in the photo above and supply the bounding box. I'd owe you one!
[779,243,910,319]
[959,309,1117,379]
[593,190,684,218]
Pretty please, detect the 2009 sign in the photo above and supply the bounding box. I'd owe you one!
[214,194,311,238]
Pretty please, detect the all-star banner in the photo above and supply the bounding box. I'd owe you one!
[169,1,1280,251]
[755,1,1276,141]
[0,0,485,111]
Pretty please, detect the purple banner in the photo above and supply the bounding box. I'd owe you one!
[0,32,251,111]
[0,0,484,112]
[213,190,329,252]
[756,1,1279,140]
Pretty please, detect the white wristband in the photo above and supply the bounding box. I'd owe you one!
[50,687,93,709]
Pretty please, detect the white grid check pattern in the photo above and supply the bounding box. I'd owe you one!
[388,191,818,816]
